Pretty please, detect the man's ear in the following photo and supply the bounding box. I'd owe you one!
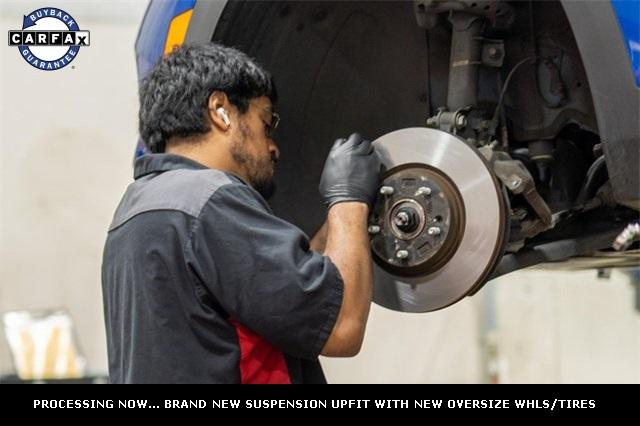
[208,91,231,131]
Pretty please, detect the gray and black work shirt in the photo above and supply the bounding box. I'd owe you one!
[102,154,343,383]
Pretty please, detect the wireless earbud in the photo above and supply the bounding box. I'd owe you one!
[216,107,230,126]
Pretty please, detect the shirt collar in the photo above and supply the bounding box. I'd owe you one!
[133,153,250,186]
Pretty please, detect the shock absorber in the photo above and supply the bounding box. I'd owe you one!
[418,1,515,136]
[447,12,484,110]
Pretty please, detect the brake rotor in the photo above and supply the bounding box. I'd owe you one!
[371,127,507,312]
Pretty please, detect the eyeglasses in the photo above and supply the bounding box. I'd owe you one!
[260,106,280,138]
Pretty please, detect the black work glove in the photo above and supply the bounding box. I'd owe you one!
[319,133,381,209]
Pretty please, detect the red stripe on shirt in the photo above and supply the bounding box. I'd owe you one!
[229,319,291,384]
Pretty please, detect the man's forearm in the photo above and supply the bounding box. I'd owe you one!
[321,202,373,356]
[310,220,328,253]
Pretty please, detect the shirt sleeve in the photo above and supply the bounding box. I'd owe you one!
[186,182,344,360]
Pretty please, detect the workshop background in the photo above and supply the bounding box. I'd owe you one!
[1,0,638,383]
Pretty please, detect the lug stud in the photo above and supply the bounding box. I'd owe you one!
[396,250,409,259]
[380,186,394,195]
[415,186,431,197]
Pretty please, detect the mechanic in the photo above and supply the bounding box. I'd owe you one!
[101,43,381,383]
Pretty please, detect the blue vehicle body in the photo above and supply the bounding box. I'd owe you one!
[135,0,196,80]
[611,0,640,86]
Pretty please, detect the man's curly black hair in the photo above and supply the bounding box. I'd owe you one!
[139,43,278,153]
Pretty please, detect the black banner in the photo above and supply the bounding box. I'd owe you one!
[1,383,636,418]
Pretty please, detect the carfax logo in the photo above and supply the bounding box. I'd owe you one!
[7,7,89,71]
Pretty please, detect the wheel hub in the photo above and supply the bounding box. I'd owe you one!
[369,164,465,277]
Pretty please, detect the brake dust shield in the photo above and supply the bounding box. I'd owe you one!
[370,128,507,312]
